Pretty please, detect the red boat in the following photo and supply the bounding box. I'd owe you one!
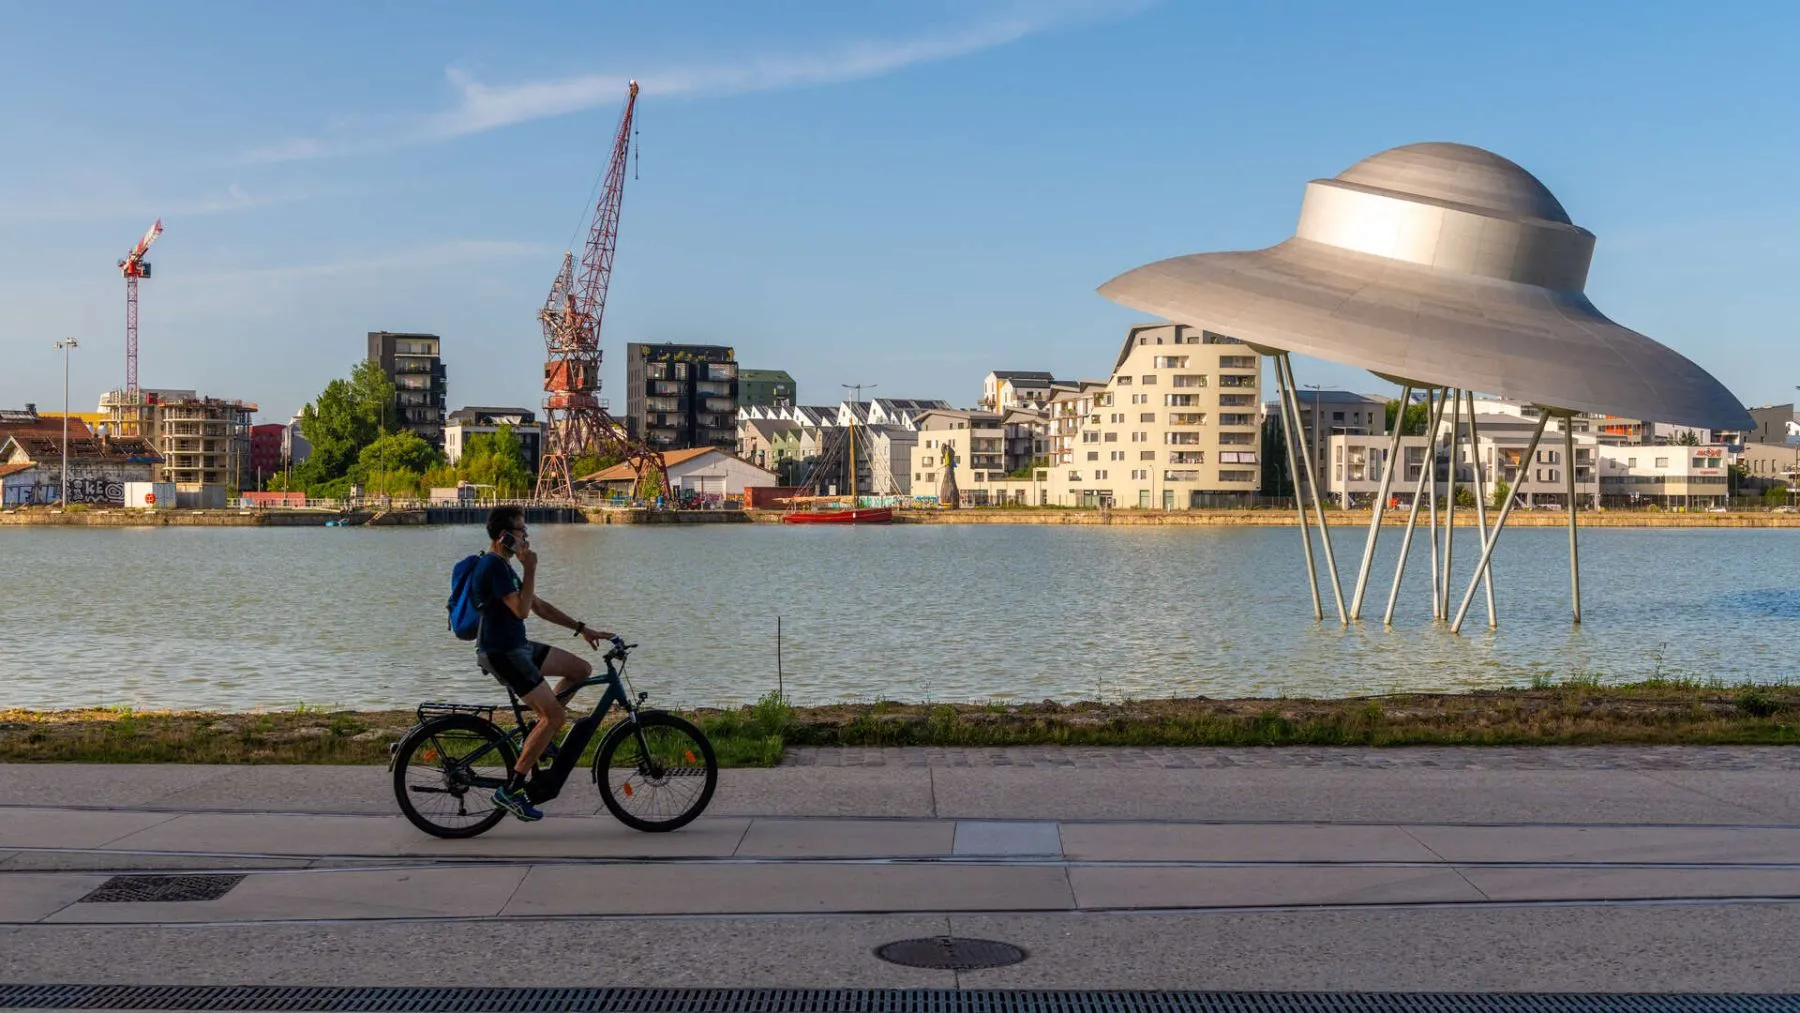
[781,506,894,525]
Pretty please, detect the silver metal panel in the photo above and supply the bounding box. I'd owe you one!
[1098,142,1751,431]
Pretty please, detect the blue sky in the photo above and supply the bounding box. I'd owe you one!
[3,1,1798,422]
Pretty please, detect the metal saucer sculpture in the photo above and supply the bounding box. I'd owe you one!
[1100,142,1750,632]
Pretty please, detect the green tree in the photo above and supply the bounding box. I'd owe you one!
[355,431,441,480]
[462,425,533,497]
[1454,486,1476,508]
[1384,398,1432,436]
[1766,484,1792,507]
[1670,429,1701,447]
[294,361,397,490]
[1492,479,1511,510]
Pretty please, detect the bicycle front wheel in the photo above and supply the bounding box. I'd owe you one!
[593,710,718,832]
[393,713,517,838]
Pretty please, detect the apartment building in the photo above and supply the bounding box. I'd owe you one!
[1325,411,1603,508]
[1043,323,1262,508]
[737,369,796,410]
[367,331,447,448]
[1268,389,1388,495]
[980,371,1058,412]
[625,343,739,451]
[1597,444,1729,508]
[445,406,542,475]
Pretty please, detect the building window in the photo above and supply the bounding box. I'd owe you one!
[1163,470,1200,482]
[1131,432,1146,443]
[1138,412,1156,423]
[1111,450,1125,461]
[1115,376,1132,386]
[1165,394,1198,407]
[1331,412,1345,422]
[1219,355,1257,369]
[1095,470,1108,480]
[1218,374,1257,388]
[1152,356,1190,369]
[1219,413,1254,426]
[1220,470,1255,482]
[1655,457,1669,468]
[1104,432,1118,442]
[1140,450,1156,461]
[1140,375,1158,385]
[1172,375,1208,388]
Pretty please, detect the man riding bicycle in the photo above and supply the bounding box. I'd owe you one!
[473,505,615,821]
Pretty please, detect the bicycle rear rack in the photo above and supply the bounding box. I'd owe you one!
[415,701,498,724]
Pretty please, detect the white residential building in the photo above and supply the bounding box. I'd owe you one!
[1043,323,1263,509]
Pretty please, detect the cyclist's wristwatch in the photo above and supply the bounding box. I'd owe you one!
[573,622,586,638]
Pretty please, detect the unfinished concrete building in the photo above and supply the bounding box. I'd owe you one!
[98,388,257,488]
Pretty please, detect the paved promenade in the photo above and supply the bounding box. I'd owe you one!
[5,747,1800,994]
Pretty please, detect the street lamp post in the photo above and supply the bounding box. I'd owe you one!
[52,338,78,507]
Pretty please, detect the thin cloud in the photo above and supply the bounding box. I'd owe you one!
[239,2,1148,163]
[187,239,551,282]
[0,184,315,224]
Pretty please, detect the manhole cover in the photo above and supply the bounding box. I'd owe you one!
[78,874,246,903]
[874,937,1027,970]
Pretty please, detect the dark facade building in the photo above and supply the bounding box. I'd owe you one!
[737,369,796,410]
[367,331,447,448]
[248,423,286,489]
[625,343,738,451]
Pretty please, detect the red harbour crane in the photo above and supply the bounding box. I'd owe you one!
[534,80,671,502]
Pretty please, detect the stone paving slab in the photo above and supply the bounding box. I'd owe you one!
[1069,865,1485,909]
[93,811,753,859]
[928,766,1783,823]
[0,874,106,922]
[1058,823,1439,863]
[501,863,1077,916]
[785,745,1800,770]
[1406,825,1800,864]
[45,867,530,924]
[735,818,953,857]
[953,821,1063,856]
[0,810,178,850]
[1460,865,1800,902]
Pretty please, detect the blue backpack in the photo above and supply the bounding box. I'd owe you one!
[447,552,486,641]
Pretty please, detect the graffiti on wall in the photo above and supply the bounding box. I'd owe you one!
[7,479,127,505]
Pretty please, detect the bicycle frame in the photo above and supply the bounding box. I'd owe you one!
[408,652,650,807]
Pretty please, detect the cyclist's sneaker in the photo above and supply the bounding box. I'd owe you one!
[492,785,543,822]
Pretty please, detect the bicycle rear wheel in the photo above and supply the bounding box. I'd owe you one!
[393,713,517,838]
[593,710,718,832]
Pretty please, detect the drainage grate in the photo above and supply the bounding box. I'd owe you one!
[1,986,1797,1012]
[876,938,1028,971]
[76,874,246,904]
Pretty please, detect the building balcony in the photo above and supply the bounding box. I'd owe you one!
[706,365,738,381]
[1218,374,1258,388]
[703,398,736,413]
[645,398,686,413]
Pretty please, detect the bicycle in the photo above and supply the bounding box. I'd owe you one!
[389,640,718,838]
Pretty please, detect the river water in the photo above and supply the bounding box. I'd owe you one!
[3,523,1797,712]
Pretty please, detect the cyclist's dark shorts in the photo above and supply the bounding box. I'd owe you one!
[478,641,553,697]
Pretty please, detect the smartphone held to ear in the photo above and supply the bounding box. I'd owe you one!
[500,532,517,552]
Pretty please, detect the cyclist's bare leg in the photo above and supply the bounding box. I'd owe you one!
[538,646,594,699]
[515,683,565,774]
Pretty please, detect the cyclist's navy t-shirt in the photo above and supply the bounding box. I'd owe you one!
[473,553,528,653]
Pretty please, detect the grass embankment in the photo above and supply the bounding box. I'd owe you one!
[5,678,1800,768]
